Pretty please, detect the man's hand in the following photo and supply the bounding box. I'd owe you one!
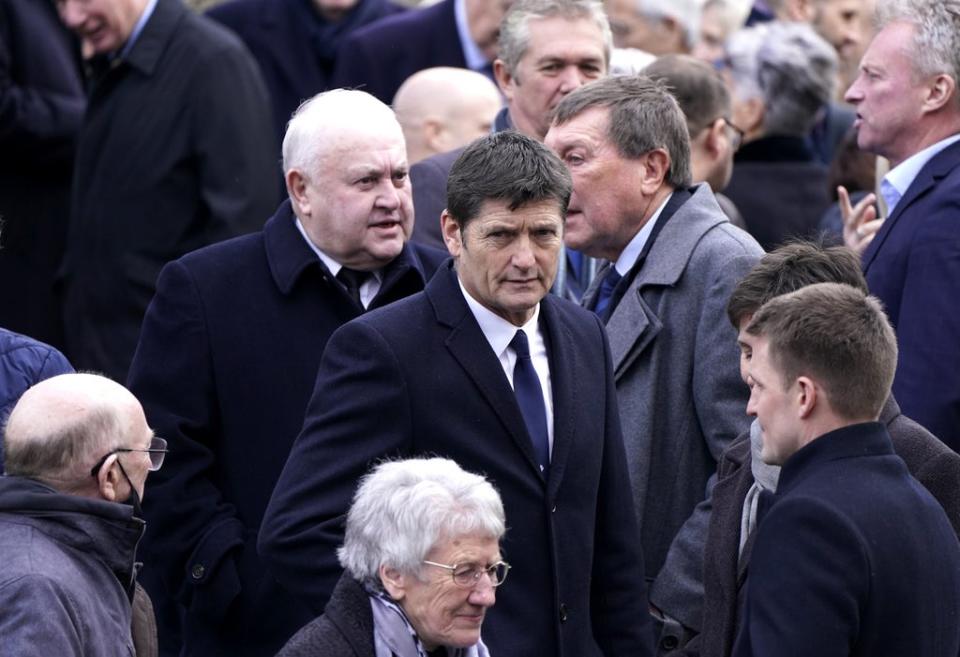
[838,186,884,255]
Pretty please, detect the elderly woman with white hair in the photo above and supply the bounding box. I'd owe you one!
[278,458,508,657]
[721,21,839,250]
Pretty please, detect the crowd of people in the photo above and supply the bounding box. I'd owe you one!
[2,0,960,656]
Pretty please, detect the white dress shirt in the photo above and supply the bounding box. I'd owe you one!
[295,218,382,308]
[612,192,673,275]
[881,133,960,215]
[459,279,555,454]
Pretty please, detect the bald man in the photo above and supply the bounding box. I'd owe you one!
[393,67,502,164]
[127,89,446,656]
[0,373,162,656]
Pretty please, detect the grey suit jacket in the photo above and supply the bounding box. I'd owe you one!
[583,185,762,640]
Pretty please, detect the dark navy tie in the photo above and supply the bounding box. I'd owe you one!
[592,266,622,321]
[336,267,369,307]
[510,330,550,475]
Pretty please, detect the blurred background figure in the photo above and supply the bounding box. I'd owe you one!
[331,0,512,104]
[604,0,700,55]
[278,458,506,656]
[393,66,502,164]
[0,0,84,352]
[692,0,751,62]
[722,22,838,249]
[207,0,404,149]
[644,54,746,228]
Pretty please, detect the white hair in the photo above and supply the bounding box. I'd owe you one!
[281,89,400,178]
[337,458,506,586]
[637,0,702,49]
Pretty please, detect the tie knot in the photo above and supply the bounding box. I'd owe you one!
[510,330,531,358]
[601,266,622,292]
[336,267,370,290]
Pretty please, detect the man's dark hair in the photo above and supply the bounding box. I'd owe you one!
[551,74,692,188]
[446,131,572,229]
[726,241,868,328]
[643,54,732,138]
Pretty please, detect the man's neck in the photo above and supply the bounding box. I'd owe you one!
[887,117,960,168]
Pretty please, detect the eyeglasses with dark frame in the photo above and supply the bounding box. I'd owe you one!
[718,116,745,152]
[422,560,511,588]
[89,436,169,477]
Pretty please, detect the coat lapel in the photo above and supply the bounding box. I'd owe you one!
[427,264,545,481]
[539,297,576,497]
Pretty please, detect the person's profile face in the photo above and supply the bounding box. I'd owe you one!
[744,335,801,465]
[56,0,142,56]
[297,126,413,270]
[443,198,563,327]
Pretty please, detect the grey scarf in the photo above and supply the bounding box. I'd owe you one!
[367,587,492,657]
[738,419,782,560]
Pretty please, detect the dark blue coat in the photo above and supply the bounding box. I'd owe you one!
[0,328,73,470]
[127,200,445,656]
[862,140,960,452]
[207,0,403,147]
[732,422,960,657]
[330,0,465,104]
[63,0,278,384]
[259,262,655,657]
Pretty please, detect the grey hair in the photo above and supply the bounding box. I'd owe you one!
[552,74,693,188]
[337,458,506,586]
[498,0,613,77]
[876,0,960,86]
[4,396,122,485]
[281,89,398,177]
[728,22,837,136]
[633,0,702,49]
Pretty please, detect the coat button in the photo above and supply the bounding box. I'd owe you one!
[559,603,568,623]
[551,505,557,513]
[191,564,205,580]
[660,635,679,651]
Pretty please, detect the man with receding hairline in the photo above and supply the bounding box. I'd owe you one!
[0,372,162,656]
[128,89,445,656]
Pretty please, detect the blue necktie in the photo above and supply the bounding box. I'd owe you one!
[592,266,622,321]
[510,330,550,475]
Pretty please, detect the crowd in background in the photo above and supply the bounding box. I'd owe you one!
[2,0,960,656]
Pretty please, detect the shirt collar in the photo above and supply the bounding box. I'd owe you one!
[118,0,158,60]
[882,133,960,214]
[294,217,382,282]
[454,0,489,71]
[458,278,541,359]
[613,192,672,276]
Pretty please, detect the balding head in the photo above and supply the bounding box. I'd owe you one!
[393,67,502,164]
[4,374,152,499]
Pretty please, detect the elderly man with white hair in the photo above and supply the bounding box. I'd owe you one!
[127,89,446,656]
[0,373,164,656]
[722,21,839,249]
[603,0,701,55]
[279,458,506,656]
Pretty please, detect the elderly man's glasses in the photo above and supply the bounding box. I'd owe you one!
[423,560,511,588]
[89,436,169,476]
[719,116,745,151]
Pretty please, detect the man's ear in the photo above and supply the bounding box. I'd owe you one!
[784,0,815,21]
[441,211,463,258]
[493,59,514,101]
[423,117,448,154]
[96,454,124,501]
[703,118,726,158]
[922,73,957,114]
[795,376,818,419]
[286,169,310,217]
[379,565,408,601]
[638,148,671,195]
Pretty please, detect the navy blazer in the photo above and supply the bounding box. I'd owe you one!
[207,0,403,146]
[330,0,466,104]
[128,200,445,656]
[732,422,960,657]
[259,262,654,657]
[862,139,960,452]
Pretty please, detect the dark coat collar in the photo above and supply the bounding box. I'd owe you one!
[264,199,429,296]
[735,135,817,164]
[777,421,893,495]
[123,0,185,75]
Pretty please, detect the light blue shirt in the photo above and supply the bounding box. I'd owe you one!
[612,192,673,276]
[118,0,158,60]
[454,0,490,71]
[881,133,960,215]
